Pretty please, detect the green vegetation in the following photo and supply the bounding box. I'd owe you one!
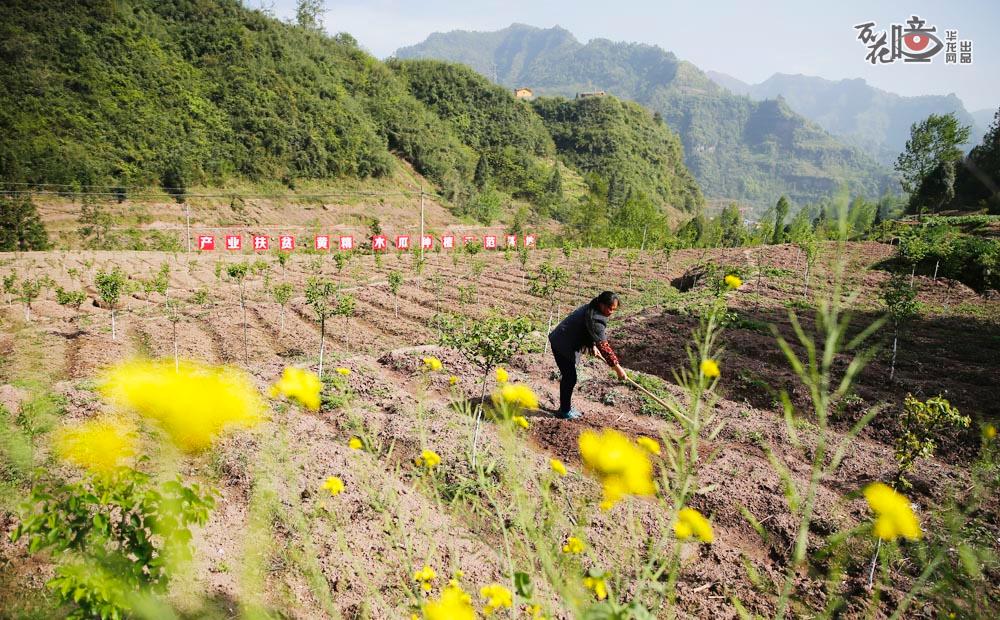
[894,395,969,488]
[955,107,1000,213]
[0,195,49,251]
[532,94,703,215]
[94,268,126,340]
[390,60,554,204]
[0,1,707,233]
[396,24,895,210]
[893,108,1000,214]
[896,113,970,213]
[13,470,213,619]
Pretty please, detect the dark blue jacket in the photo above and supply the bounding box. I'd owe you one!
[548,303,609,356]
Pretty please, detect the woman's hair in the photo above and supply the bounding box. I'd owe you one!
[593,291,620,308]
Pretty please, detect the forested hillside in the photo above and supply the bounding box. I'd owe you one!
[389,60,703,219]
[0,1,704,229]
[395,24,897,211]
[531,96,703,213]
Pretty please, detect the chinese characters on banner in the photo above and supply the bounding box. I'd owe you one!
[854,15,972,64]
[193,233,538,251]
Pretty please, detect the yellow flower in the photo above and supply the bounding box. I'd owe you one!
[864,482,922,541]
[321,476,344,496]
[525,604,545,619]
[700,359,720,379]
[53,417,136,475]
[99,360,265,453]
[985,424,997,440]
[491,384,539,411]
[335,367,351,376]
[422,357,443,372]
[270,366,322,411]
[422,583,474,620]
[414,564,437,584]
[348,437,363,450]
[636,436,660,455]
[562,536,585,554]
[449,375,459,386]
[416,449,442,469]
[512,415,530,429]
[578,428,656,509]
[479,583,513,615]
[724,274,743,289]
[550,459,567,476]
[495,367,509,383]
[583,575,607,601]
[673,507,714,543]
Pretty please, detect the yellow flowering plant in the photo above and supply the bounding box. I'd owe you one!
[582,573,608,601]
[562,536,585,554]
[699,358,720,379]
[99,359,265,453]
[673,507,714,543]
[269,366,322,411]
[413,564,437,592]
[864,483,921,541]
[479,583,512,615]
[578,428,656,510]
[53,417,137,476]
[421,582,474,620]
[416,449,442,470]
[321,476,345,496]
[549,459,567,476]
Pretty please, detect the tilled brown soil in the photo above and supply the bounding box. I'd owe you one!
[1,243,997,618]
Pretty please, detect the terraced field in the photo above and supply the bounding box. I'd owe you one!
[1,243,997,618]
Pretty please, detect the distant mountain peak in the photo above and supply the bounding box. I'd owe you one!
[705,70,982,162]
[397,24,895,210]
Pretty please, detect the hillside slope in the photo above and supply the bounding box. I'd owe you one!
[0,3,704,231]
[395,24,897,211]
[707,72,986,164]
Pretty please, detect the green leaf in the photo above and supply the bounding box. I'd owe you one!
[513,571,533,598]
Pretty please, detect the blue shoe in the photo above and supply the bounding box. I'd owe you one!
[556,408,582,420]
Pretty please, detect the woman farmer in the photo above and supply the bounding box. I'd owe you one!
[547,291,627,419]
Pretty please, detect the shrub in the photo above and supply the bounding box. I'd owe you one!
[894,394,970,487]
[0,194,49,251]
[12,469,213,619]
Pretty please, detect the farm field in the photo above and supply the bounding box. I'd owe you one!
[1,242,998,619]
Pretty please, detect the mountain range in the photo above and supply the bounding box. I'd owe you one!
[395,23,897,211]
[705,71,993,165]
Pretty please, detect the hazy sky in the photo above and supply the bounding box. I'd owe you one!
[255,0,999,112]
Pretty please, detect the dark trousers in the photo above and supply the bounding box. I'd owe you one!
[551,343,579,414]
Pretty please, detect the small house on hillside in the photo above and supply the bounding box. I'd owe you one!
[576,91,606,99]
[514,87,533,100]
